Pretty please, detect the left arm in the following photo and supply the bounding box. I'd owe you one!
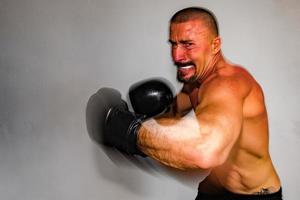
[137,77,251,170]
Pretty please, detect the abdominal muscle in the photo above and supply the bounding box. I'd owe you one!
[198,138,281,195]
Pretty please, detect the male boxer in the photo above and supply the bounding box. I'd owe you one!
[138,7,282,199]
[90,7,282,200]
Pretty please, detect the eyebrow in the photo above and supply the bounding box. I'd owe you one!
[168,39,194,44]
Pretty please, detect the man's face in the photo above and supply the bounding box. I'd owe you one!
[169,19,215,83]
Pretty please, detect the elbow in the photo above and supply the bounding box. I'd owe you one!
[190,149,228,169]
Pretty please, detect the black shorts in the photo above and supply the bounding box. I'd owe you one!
[195,188,282,200]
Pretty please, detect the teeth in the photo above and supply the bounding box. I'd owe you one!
[180,65,194,69]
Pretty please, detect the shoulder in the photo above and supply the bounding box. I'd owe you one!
[200,65,255,103]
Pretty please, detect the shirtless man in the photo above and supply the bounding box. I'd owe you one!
[90,6,282,200]
[137,7,282,199]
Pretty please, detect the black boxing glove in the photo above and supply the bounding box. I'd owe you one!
[105,107,145,156]
[86,87,144,156]
[86,87,129,146]
[129,78,174,118]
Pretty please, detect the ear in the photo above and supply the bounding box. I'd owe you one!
[211,37,221,54]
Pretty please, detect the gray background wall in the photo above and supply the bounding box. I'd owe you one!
[0,0,299,199]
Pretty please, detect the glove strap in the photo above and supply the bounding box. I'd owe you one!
[126,117,147,157]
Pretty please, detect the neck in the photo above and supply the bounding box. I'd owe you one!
[197,51,224,84]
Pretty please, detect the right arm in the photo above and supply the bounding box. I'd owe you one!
[174,90,193,116]
[162,87,192,118]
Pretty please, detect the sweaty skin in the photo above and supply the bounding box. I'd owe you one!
[137,19,281,195]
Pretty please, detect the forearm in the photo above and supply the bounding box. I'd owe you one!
[137,111,206,170]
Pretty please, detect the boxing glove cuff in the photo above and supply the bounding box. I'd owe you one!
[105,107,146,156]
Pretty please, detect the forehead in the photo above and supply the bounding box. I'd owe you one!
[169,19,209,40]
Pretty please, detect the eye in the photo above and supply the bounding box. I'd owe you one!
[183,42,194,48]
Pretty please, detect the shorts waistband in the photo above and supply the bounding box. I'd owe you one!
[195,187,282,200]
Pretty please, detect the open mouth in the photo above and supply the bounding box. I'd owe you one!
[176,63,196,80]
[178,64,195,70]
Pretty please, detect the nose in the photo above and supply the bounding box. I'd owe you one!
[172,45,187,63]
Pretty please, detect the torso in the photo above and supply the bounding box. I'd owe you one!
[178,65,281,194]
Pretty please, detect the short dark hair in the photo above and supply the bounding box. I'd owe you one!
[170,7,219,36]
